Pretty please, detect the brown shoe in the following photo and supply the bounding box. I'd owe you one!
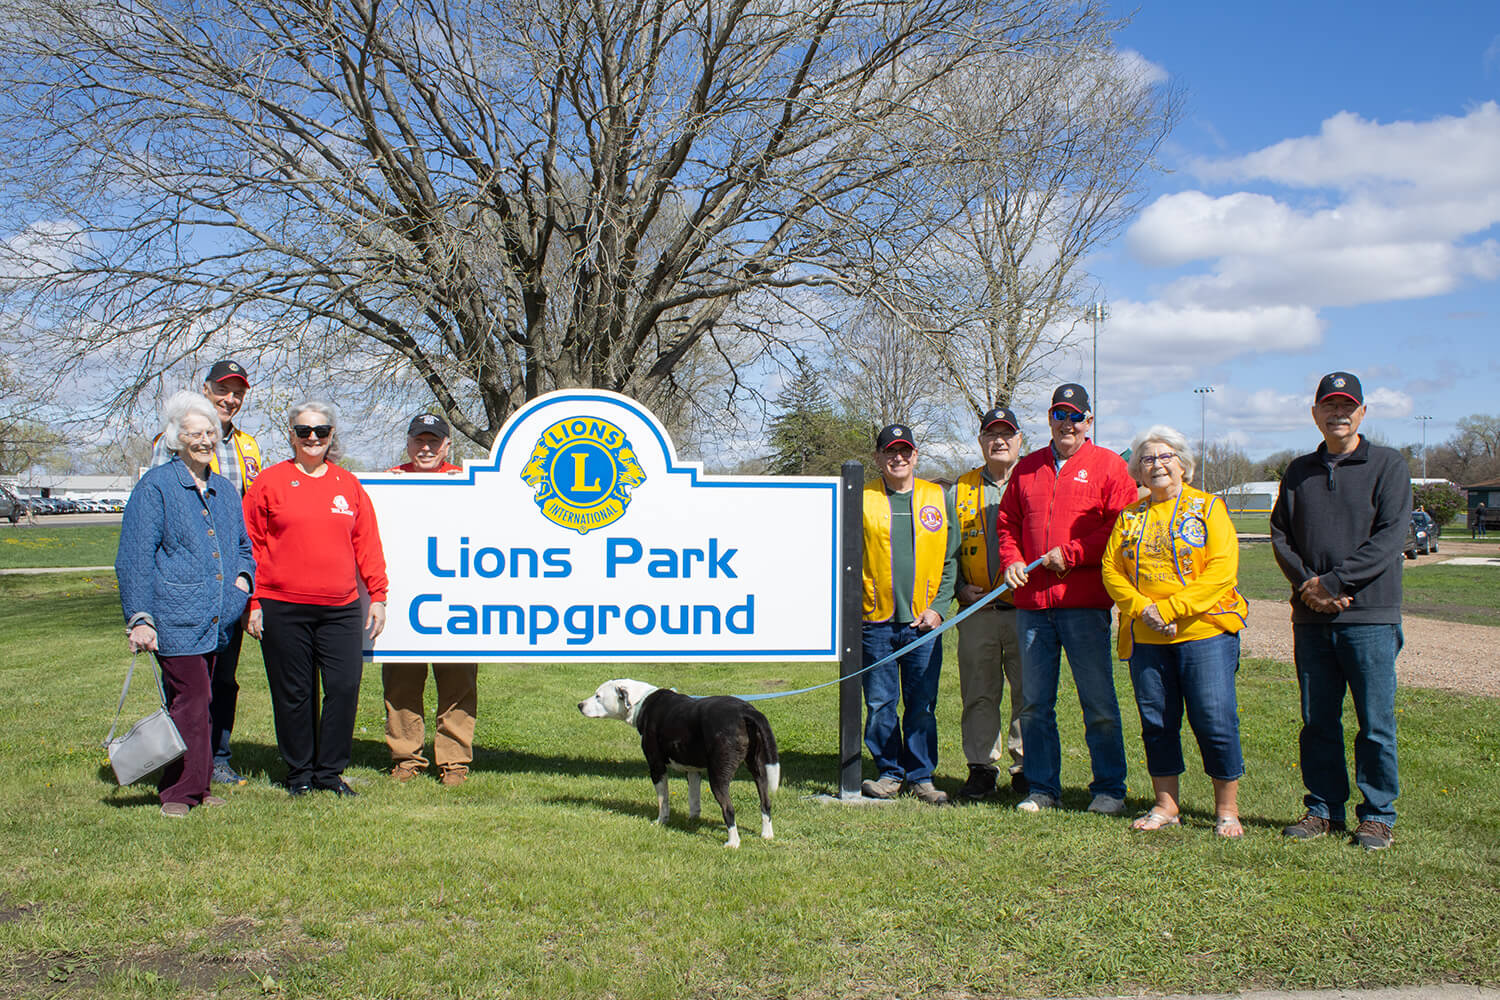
[1351,819,1393,851]
[160,802,189,818]
[201,795,227,808]
[1282,812,1345,840]
[902,781,949,805]
[391,762,425,783]
[439,767,468,787]
[861,775,902,799]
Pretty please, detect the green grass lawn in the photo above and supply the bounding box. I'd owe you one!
[0,523,121,569]
[1,572,1497,999]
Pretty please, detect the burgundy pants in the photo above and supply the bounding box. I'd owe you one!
[156,651,216,806]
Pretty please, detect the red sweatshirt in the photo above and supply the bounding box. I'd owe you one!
[243,461,389,610]
[995,440,1138,610]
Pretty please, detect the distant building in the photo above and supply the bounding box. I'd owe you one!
[0,474,134,501]
[1215,481,1278,514]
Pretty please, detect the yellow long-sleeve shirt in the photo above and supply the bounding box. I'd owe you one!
[1101,485,1248,659]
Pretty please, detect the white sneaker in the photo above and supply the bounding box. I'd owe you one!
[1087,794,1126,816]
[1016,792,1061,813]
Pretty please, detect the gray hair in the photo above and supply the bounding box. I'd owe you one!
[1128,425,1196,485]
[160,391,221,454]
[286,399,344,464]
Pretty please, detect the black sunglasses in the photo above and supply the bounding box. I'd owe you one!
[1049,408,1087,423]
[293,424,333,439]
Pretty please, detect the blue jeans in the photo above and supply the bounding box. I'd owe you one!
[1293,623,1402,826]
[1128,632,1243,781]
[1017,608,1126,800]
[861,622,942,783]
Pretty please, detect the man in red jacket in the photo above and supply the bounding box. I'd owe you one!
[997,384,1138,815]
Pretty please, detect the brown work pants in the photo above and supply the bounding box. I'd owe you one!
[382,663,478,772]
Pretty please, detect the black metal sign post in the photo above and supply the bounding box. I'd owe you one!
[838,461,864,799]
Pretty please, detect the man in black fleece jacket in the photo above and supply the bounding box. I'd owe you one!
[1270,371,1409,851]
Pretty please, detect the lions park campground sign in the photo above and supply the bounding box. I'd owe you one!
[361,391,843,662]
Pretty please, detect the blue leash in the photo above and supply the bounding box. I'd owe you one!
[729,557,1044,702]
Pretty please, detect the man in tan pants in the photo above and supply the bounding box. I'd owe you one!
[384,413,479,787]
[948,407,1026,801]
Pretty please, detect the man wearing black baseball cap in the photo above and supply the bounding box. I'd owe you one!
[996,383,1138,815]
[148,358,265,787]
[859,423,960,804]
[948,406,1027,800]
[1271,372,1408,850]
[382,412,479,786]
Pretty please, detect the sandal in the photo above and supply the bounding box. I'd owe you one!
[1215,815,1244,839]
[1131,807,1180,831]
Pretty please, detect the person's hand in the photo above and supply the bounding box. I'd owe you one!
[234,575,250,593]
[246,608,264,639]
[1003,561,1030,590]
[1299,576,1348,614]
[127,623,158,653]
[957,582,985,606]
[914,608,942,632]
[366,601,387,641]
[1039,546,1068,574]
[1142,604,1172,634]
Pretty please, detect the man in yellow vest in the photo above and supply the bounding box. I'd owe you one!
[949,406,1026,801]
[149,358,263,786]
[860,424,960,804]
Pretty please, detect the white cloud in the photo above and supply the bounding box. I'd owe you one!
[1099,300,1322,363]
[1125,103,1500,313]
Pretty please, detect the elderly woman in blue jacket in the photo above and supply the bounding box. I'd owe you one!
[116,391,255,817]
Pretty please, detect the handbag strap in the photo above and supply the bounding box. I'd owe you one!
[102,653,170,747]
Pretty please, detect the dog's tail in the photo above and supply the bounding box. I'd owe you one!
[748,710,781,795]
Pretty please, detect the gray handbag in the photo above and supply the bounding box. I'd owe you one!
[103,654,186,786]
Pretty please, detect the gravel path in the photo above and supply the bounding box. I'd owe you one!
[1241,540,1500,699]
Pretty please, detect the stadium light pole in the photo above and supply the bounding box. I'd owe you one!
[1088,301,1106,439]
[1416,415,1433,480]
[1194,386,1214,491]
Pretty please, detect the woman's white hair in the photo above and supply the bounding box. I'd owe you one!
[1127,425,1196,485]
[286,399,343,464]
[159,391,221,454]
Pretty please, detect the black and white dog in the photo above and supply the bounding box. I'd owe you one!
[578,679,781,849]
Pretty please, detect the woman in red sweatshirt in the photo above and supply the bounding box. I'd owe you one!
[244,401,388,797]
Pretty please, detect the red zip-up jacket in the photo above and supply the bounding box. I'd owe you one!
[243,460,389,611]
[995,440,1138,610]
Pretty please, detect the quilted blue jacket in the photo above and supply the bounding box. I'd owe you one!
[115,458,256,656]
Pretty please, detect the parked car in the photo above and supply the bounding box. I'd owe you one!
[0,485,23,523]
[1404,511,1439,559]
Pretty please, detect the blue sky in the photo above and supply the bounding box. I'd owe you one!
[1065,1,1500,460]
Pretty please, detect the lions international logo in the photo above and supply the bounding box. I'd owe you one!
[918,505,944,532]
[521,417,646,535]
[1178,516,1207,547]
[1333,376,1346,388]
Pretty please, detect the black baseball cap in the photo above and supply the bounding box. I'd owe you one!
[1051,383,1090,414]
[1315,371,1363,405]
[875,424,916,451]
[406,413,451,438]
[205,359,250,386]
[980,406,1019,433]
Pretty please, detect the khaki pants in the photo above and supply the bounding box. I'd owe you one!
[956,606,1023,771]
[382,663,478,772]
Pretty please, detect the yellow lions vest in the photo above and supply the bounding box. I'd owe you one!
[953,468,1000,589]
[863,479,949,622]
[216,427,263,492]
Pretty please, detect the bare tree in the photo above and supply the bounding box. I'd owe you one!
[849,21,1179,416]
[0,0,1109,447]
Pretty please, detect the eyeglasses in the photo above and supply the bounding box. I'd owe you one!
[179,431,216,443]
[293,424,333,439]
[1049,408,1087,423]
[1139,453,1178,466]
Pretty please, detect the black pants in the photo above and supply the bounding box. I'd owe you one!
[209,622,243,767]
[260,598,364,787]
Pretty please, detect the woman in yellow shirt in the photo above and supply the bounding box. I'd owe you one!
[1103,426,1248,837]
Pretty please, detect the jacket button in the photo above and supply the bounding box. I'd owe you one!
[212,616,219,623]
[207,529,215,536]
[213,552,219,559]
[216,574,223,580]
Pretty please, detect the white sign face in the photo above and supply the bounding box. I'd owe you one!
[362,390,842,662]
